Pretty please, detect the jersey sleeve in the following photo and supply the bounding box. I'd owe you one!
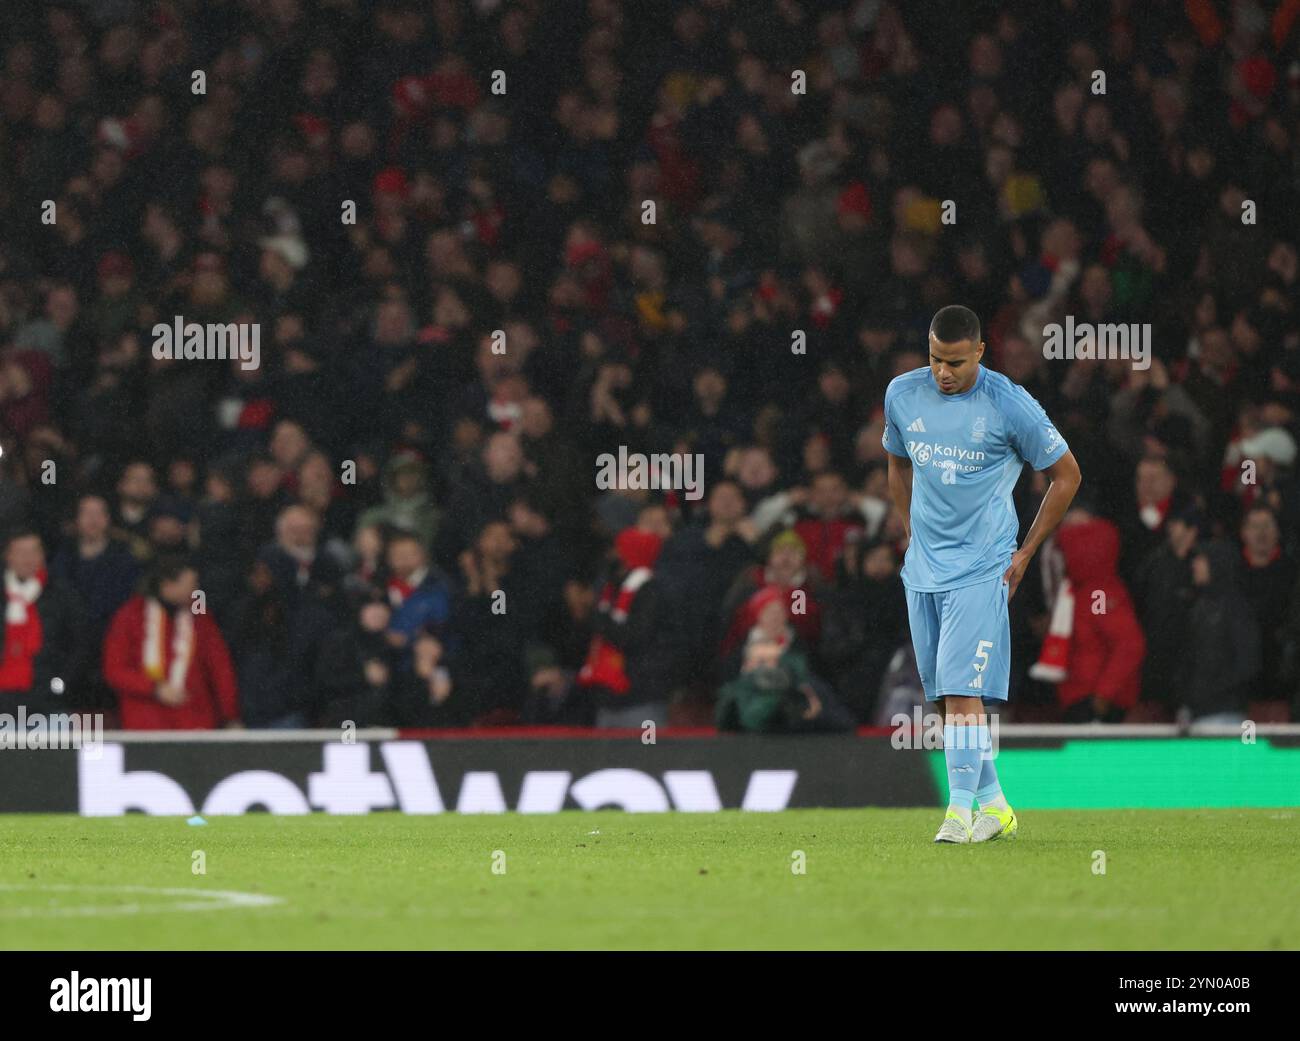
[1006,384,1069,470]
[881,381,909,458]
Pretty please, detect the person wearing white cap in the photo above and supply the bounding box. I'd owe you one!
[1237,427,1297,469]
[258,234,309,273]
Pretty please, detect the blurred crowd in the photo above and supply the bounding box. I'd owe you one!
[0,0,1299,730]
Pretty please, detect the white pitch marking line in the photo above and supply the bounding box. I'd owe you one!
[0,884,281,918]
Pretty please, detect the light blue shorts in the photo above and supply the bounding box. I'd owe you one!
[905,574,1010,703]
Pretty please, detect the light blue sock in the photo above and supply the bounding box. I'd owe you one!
[943,723,981,824]
[974,724,1009,812]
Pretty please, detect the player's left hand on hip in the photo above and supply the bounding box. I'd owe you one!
[1002,549,1032,599]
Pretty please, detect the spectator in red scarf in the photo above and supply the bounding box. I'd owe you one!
[102,556,240,729]
[578,526,681,727]
[1119,455,1179,582]
[0,530,82,715]
[1049,508,1146,723]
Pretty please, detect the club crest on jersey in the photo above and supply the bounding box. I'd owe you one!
[971,416,986,442]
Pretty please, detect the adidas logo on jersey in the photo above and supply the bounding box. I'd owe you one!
[906,417,927,432]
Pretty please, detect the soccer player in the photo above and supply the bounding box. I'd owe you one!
[883,305,1081,843]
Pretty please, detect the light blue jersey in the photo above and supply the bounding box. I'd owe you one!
[883,365,1068,593]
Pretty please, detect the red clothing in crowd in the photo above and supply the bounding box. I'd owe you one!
[576,528,664,696]
[102,595,240,729]
[0,568,47,692]
[1055,519,1146,712]
[720,564,823,656]
[793,512,865,581]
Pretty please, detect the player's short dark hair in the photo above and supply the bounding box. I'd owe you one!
[930,304,981,345]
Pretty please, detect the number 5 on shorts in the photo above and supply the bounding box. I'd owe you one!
[969,640,994,689]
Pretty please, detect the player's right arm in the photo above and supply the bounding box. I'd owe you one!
[880,380,913,539]
[887,452,912,541]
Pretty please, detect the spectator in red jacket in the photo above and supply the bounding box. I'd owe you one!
[103,556,241,730]
[1053,509,1147,722]
[792,471,867,580]
[752,470,868,581]
[576,525,685,727]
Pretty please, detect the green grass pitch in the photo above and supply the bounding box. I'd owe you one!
[2,809,1296,950]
